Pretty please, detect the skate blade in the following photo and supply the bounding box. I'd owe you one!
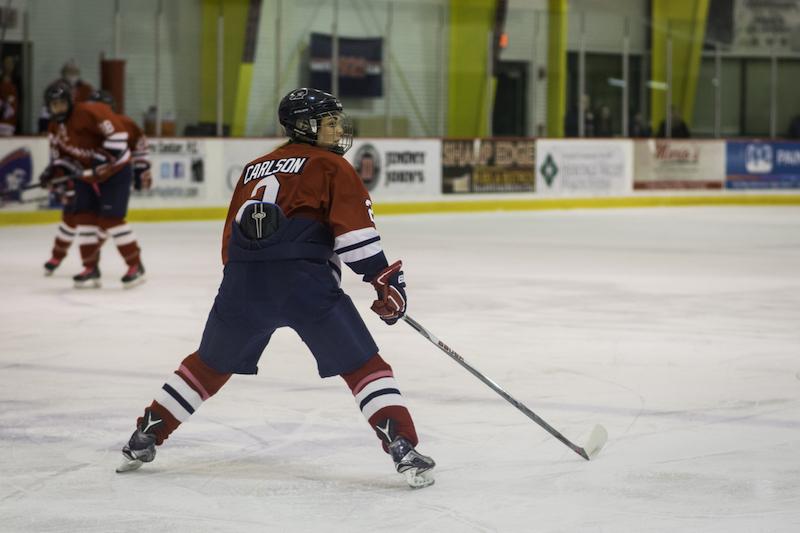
[403,468,435,489]
[44,270,55,277]
[583,424,609,460]
[115,458,144,473]
[122,276,146,290]
[74,280,101,289]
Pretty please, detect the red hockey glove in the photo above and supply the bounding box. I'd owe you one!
[38,166,55,189]
[39,158,82,188]
[133,161,152,191]
[369,260,407,325]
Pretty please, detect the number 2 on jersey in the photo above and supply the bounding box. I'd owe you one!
[253,176,280,203]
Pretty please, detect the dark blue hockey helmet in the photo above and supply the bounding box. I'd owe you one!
[43,79,74,123]
[278,88,353,155]
[88,89,116,111]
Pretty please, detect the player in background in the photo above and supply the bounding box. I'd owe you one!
[40,80,145,288]
[38,60,94,133]
[42,90,151,276]
[116,88,435,489]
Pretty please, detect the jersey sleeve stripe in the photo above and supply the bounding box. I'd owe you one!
[336,240,383,263]
[103,140,129,151]
[333,227,379,250]
[335,235,380,255]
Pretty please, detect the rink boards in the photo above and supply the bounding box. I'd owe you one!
[2,136,800,225]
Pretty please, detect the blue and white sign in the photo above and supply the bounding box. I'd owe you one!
[726,141,800,189]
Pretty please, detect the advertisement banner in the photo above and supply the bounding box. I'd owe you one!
[132,139,207,204]
[536,140,633,196]
[634,140,725,190]
[310,33,383,97]
[0,137,50,208]
[726,140,800,189]
[733,0,800,54]
[442,139,535,194]
[346,139,441,200]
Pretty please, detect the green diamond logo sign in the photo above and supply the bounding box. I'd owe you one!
[540,153,558,187]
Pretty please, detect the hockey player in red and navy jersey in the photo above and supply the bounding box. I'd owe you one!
[42,89,151,281]
[116,88,435,488]
[40,81,145,288]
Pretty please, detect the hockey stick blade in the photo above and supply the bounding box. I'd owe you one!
[580,424,608,460]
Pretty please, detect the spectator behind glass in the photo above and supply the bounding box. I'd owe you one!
[787,115,800,139]
[595,104,613,137]
[564,94,595,137]
[630,112,652,138]
[38,59,95,133]
[657,105,691,138]
[0,56,18,136]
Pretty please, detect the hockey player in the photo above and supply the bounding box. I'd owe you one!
[40,80,145,288]
[41,90,152,279]
[86,90,152,191]
[116,88,435,488]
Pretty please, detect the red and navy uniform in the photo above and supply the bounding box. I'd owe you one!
[48,101,140,269]
[138,141,418,450]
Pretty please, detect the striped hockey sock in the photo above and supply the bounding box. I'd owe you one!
[342,354,419,450]
[51,216,76,260]
[102,221,141,267]
[74,213,101,268]
[139,351,231,445]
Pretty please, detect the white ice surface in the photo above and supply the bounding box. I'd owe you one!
[1,207,799,532]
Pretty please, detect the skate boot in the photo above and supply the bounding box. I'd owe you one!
[121,262,146,289]
[73,266,101,288]
[375,419,435,489]
[116,408,163,473]
[44,257,62,276]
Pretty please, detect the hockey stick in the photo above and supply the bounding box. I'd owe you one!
[403,314,608,460]
[0,173,77,198]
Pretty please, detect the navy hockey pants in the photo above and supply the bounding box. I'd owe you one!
[197,258,379,378]
[68,165,133,218]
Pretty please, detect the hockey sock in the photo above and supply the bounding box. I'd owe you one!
[341,354,419,451]
[74,212,100,268]
[138,351,232,445]
[51,212,77,260]
[99,217,140,267]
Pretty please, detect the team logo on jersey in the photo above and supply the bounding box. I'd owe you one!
[242,157,309,185]
[353,143,380,191]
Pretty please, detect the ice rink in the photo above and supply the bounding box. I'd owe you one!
[1,206,799,532]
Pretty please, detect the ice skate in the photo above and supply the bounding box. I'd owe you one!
[116,408,162,473]
[389,436,436,488]
[73,266,101,288]
[375,419,435,489]
[43,257,62,276]
[121,262,145,289]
